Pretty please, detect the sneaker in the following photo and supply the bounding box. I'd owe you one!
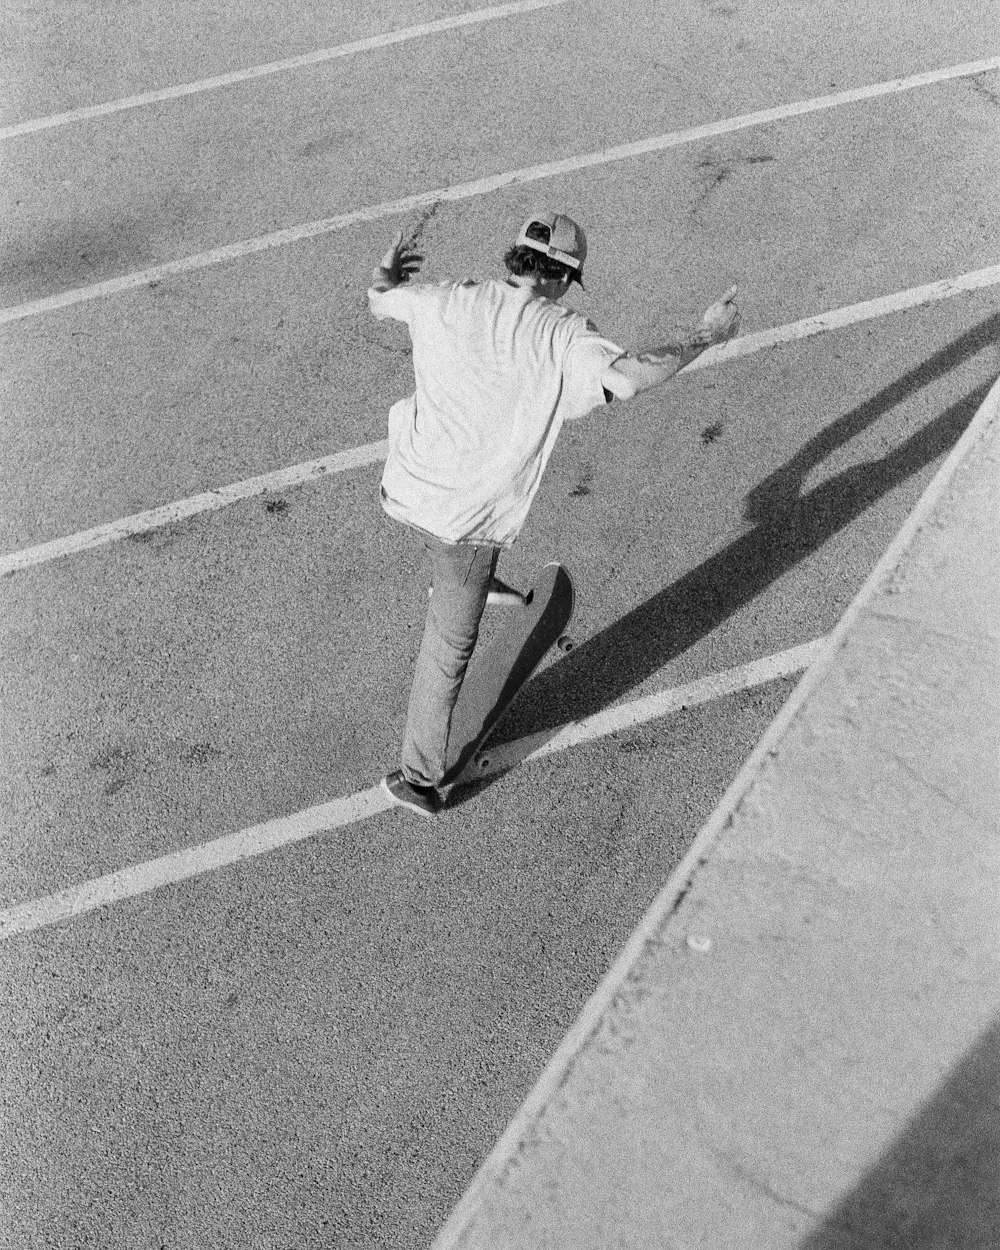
[381,771,442,819]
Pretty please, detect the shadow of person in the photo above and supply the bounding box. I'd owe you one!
[488,312,999,760]
[743,311,1000,526]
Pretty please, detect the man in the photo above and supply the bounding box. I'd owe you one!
[371,209,740,817]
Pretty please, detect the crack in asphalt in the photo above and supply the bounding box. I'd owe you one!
[403,200,442,248]
[691,149,776,217]
[969,73,1000,108]
[714,1151,875,1246]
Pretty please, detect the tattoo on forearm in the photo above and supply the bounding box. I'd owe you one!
[638,330,709,365]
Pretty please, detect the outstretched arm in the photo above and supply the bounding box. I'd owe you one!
[370,230,425,293]
[602,287,741,400]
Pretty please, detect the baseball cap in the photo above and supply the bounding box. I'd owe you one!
[516,209,587,285]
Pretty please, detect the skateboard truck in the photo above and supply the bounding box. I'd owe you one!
[429,576,529,607]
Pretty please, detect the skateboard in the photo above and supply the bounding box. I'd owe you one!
[441,562,575,791]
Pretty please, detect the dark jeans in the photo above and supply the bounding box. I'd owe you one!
[401,536,501,789]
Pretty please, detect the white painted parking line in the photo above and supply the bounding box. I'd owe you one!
[687,263,1000,370]
[0,0,573,141]
[3,262,998,580]
[2,56,997,327]
[0,440,389,577]
[475,638,824,776]
[0,639,824,940]
[0,788,388,942]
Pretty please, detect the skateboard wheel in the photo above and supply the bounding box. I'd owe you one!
[557,634,574,653]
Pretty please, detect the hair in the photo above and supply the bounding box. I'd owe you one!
[503,222,581,285]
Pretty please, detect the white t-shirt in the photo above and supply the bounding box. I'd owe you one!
[369,278,624,547]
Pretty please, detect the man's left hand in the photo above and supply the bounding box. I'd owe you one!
[372,231,424,289]
[699,286,741,344]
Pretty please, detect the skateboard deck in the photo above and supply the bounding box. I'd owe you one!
[441,562,574,791]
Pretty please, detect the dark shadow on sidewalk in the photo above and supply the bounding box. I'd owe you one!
[796,1018,1000,1249]
[491,314,999,751]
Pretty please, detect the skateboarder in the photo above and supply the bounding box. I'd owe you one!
[372,209,740,817]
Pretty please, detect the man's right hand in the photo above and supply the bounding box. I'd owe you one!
[601,285,743,401]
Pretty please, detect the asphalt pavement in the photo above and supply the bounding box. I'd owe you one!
[1,0,998,1245]
[432,376,1000,1250]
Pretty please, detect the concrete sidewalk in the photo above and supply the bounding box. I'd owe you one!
[433,375,1000,1250]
